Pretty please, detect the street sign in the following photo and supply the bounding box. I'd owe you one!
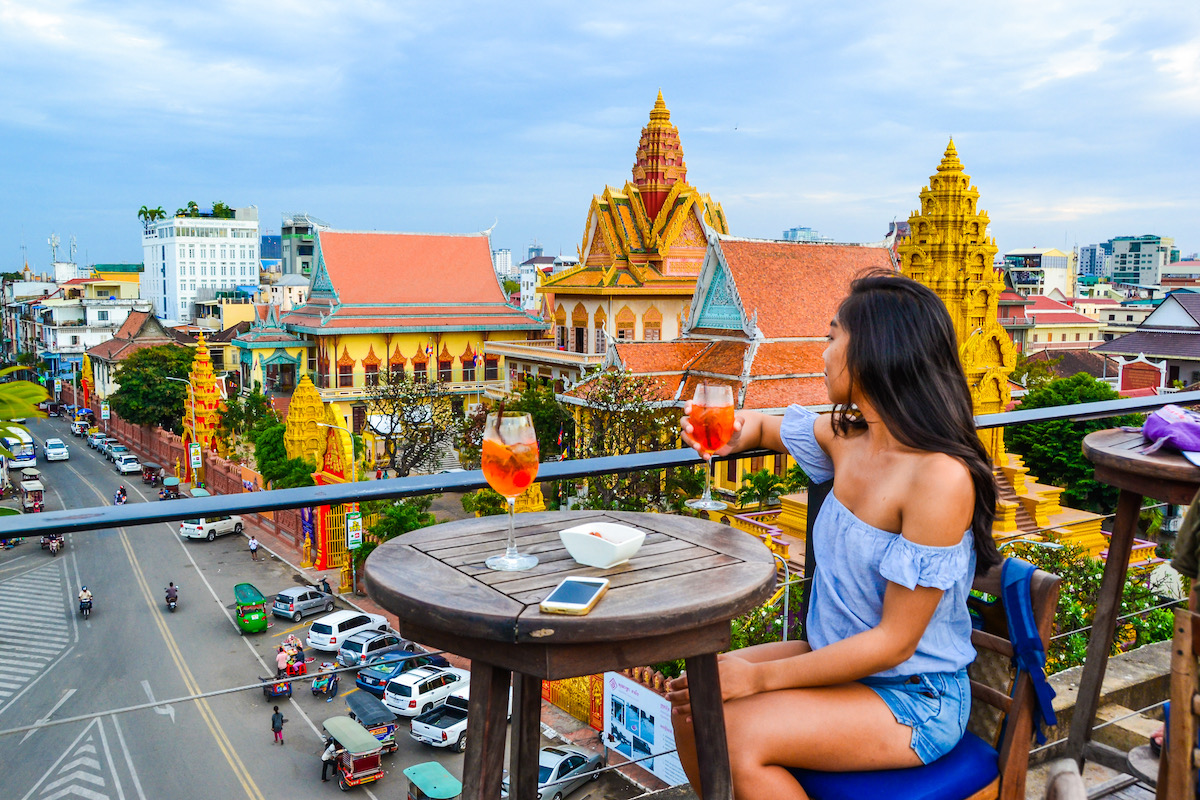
[346,510,363,550]
[100,402,110,420]
[188,442,202,470]
[54,379,61,394]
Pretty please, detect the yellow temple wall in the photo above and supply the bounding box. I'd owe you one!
[315,329,533,387]
[553,295,690,344]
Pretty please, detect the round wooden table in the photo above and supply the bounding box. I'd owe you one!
[1072,428,1200,786]
[364,510,777,800]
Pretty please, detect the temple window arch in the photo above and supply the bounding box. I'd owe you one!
[593,307,607,354]
[643,306,662,342]
[337,347,355,388]
[616,306,635,341]
[555,304,568,348]
[571,303,589,353]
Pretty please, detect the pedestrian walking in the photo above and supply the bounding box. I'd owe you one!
[270,705,286,745]
[275,647,289,676]
[374,467,382,481]
[249,535,260,561]
[321,736,341,781]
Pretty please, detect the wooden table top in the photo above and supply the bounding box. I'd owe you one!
[1082,428,1200,505]
[363,510,777,646]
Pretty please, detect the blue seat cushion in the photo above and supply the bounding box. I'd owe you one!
[788,731,998,800]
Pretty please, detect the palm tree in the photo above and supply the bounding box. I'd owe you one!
[735,468,787,509]
[186,200,200,217]
[137,205,150,223]
[175,208,186,217]
[784,463,810,492]
[151,206,166,221]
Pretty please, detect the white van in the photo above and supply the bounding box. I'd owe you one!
[306,610,389,651]
[179,515,244,542]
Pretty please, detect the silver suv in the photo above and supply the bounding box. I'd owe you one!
[272,586,334,622]
[337,631,408,667]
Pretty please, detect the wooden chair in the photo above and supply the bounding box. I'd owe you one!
[787,480,1062,800]
[1043,759,1087,800]
[1159,591,1200,799]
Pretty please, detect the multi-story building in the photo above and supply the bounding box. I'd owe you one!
[1108,234,1179,286]
[1078,244,1108,278]
[518,253,555,314]
[1024,295,1103,352]
[140,208,260,323]
[3,273,57,362]
[281,213,328,276]
[781,226,834,243]
[492,248,513,279]
[36,274,150,375]
[1095,291,1200,386]
[1003,248,1074,296]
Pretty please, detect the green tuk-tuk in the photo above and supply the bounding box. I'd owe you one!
[234,583,268,635]
[403,762,461,800]
[160,477,182,500]
[346,691,398,754]
[324,716,385,792]
[190,487,210,498]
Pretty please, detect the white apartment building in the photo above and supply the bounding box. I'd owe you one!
[141,208,260,322]
[1003,248,1074,296]
[1108,235,1179,286]
[492,248,513,279]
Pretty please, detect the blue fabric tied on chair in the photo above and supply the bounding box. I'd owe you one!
[789,558,1054,799]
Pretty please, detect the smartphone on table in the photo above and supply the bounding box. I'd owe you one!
[539,576,610,616]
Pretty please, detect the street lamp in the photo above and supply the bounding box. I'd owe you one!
[318,421,359,594]
[165,376,199,484]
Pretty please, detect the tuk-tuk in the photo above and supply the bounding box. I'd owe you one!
[403,762,461,800]
[261,675,293,700]
[346,690,399,754]
[21,467,42,483]
[324,717,385,792]
[20,480,44,513]
[234,583,269,635]
[190,487,210,498]
[159,477,182,501]
[141,462,161,484]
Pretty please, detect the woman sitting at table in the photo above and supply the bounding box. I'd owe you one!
[668,273,1001,799]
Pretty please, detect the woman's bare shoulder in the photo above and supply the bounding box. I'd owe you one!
[813,412,836,451]
[901,452,974,546]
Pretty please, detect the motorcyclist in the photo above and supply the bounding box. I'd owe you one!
[78,586,93,603]
[165,582,178,602]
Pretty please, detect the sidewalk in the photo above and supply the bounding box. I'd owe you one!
[241,507,668,794]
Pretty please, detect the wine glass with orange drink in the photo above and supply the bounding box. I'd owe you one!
[481,411,541,571]
[685,383,735,511]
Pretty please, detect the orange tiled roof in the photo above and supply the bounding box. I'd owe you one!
[614,341,708,374]
[743,378,830,409]
[718,239,895,338]
[751,341,825,375]
[687,341,748,375]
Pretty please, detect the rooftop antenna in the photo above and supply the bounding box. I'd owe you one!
[48,233,60,263]
[70,235,77,263]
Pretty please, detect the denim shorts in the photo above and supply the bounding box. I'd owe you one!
[859,669,971,765]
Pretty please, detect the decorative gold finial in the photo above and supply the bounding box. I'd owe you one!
[649,90,670,124]
[938,137,964,172]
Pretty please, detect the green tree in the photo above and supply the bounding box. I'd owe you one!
[456,405,488,469]
[1011,353,1060,390]
[355,495,438,569]
[0,367,49,456]
[252,421,316,488]
[137,205,150,223]
[784,464,811,492]
[509,381,574,461]
[211,201,234,219]
[502,278,520,296]
[736,468,787,508]
[363,370,461,477]
[461,487,507,516]
[109,345,195,431]
[1006,373,1142,512]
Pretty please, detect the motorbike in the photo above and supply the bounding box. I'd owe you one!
[49,537,60,556]
[312,664,340,700]
[151,475,159,487]
[165,589,177,613]
[114,493,126,506]
[79,599,93,618]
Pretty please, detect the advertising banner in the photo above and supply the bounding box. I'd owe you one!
[602,672,686,786]
[100,402,110,420]
[346,510,363,550]
[188,442,202,469]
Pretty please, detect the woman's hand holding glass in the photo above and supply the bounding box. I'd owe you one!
[680,401,745,460]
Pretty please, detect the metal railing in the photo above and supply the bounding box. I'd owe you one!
[3,389,1196,539]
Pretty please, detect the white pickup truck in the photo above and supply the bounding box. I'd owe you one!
[410,692,470,752]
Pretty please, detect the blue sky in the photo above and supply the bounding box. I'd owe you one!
[2,0,1197,271]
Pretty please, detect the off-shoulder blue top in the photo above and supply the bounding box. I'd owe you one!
[779,405,977,677]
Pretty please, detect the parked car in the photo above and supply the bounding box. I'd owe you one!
[88,432,107,449]
[105,443,128,462]
[355,649,452,696]
[306,610,389,652]
[70,420,89,437]
[271,585,335,622]
[382,665,470,717]
[115,454,141,474]
[410,684,511,752]
[179,515,244,541]
[500,746,603,800]
[337,630,410,668]
[43,438,70,461]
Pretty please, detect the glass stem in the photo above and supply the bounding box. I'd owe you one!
[702,457,714,501]
[505,498,518,558]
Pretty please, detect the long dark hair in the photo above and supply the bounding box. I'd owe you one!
[833,273,1000,574]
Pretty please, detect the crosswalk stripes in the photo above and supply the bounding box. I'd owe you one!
[0,560,71,712]
[21,718,116,800]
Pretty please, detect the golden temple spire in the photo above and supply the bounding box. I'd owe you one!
[651,89,669,122]
[633,91,688,222]
[938,137,964,172]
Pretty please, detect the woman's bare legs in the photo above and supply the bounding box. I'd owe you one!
[671,642,922,799]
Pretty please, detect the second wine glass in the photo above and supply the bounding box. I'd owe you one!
[686,383,735,511]
[481,412,540,571]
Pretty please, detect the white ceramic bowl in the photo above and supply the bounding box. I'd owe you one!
[559,522,646,569]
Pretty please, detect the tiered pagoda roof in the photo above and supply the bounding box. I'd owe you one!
[281,231,545,334]
[569,235,895,411]
[541,93,728,298]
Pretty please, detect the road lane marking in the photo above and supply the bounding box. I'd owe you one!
[57,455,265,800]
[109,715,147,800]
[0,555,30,572]
[20,687,76,743]
[270,621,308,638]
[139,680,175,723]
[19,717,111,800]
[116,529,265,800]
[96,711,127,800]
[0,559,74,717]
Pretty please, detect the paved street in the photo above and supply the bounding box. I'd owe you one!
[0,416,638,800]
